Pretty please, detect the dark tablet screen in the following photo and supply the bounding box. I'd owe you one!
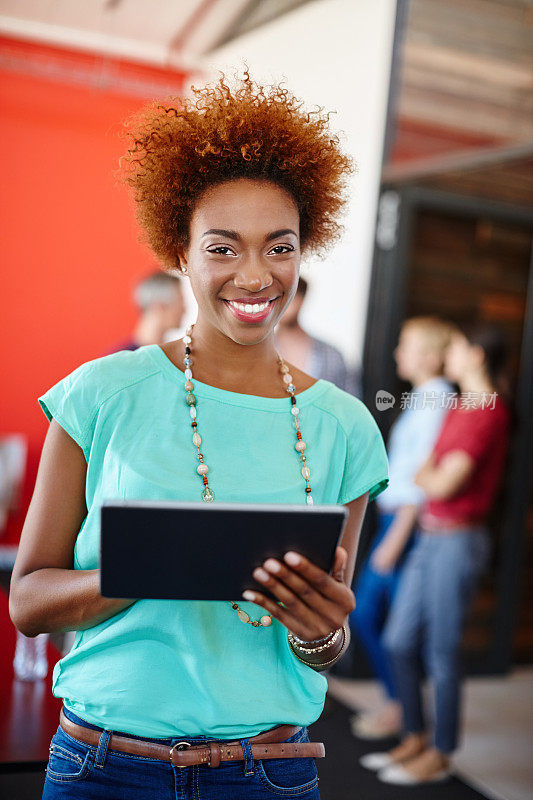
[100,500,348,601]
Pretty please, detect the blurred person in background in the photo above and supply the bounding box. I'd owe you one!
[275,277,362,396]
[104,271,185,354]
[350,316,455,739]
[363,321,512,785]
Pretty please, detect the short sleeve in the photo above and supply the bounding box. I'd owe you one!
[38,361,100,462]
[449,406,509,465]
[338,404,390,504]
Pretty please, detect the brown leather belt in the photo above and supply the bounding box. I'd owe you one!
[59,709,325,768]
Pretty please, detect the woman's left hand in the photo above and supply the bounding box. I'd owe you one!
[242,546,355,641]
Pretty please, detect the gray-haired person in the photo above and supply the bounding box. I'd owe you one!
[104,271,185,355]
[275,277,362,397]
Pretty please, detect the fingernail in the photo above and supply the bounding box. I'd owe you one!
[284,552,300,566]
[264,559,281,572]
[242,591,255,601]
[253,568,269,582]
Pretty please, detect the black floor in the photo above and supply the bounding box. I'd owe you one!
[0,696,494,800]
[311,695,492,800]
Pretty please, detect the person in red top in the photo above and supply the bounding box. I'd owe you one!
[420,389,510,530]
[361,321,512,785]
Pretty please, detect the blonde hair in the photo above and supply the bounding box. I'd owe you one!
[402,315,458,358]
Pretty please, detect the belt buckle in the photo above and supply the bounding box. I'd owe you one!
[169,741,192,768]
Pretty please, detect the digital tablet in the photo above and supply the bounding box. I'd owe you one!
[100,500,348,601]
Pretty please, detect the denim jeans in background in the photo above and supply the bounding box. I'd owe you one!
[382,526,491,754]
[42,705,321,799]
[349,510,415,701]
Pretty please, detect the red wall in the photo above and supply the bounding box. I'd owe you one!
[0,39,189,544]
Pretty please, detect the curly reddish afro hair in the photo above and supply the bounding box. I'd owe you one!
[120,68,355,271]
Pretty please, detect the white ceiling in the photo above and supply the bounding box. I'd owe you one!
[0,0,315,68]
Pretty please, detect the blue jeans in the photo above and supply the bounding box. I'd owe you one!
[42,705,321,799]
[382,526,490,754]
[349,510,415,700]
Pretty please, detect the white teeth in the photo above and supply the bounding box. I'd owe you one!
[228,300,270,314]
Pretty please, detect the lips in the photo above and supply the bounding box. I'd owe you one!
[222,297,278,324]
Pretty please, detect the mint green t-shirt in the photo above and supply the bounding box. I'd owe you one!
[38,343,389,738]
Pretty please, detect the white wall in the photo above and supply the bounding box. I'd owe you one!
[182,0,396,368]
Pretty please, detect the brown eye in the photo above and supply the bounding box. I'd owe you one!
[269,245,294,255]
[207,246,235,255]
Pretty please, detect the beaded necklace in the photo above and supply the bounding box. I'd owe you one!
[182,323,313,628]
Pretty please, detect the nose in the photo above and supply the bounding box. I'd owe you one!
[233,257,273,293]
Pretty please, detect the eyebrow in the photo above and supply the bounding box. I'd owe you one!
[201,228,298,242]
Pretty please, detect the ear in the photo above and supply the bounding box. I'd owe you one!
[176,246,189,276]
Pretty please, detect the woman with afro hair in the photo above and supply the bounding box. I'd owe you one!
[11,68,389,799]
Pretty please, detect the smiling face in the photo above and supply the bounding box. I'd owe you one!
[177,178,301,346]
